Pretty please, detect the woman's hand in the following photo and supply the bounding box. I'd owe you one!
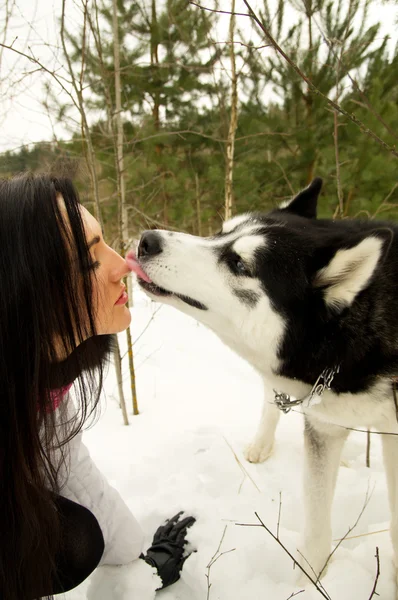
[141,512,196,588]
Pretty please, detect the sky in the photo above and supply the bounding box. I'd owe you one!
[0,0,397,154]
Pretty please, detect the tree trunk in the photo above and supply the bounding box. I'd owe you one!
[151,0,160,131]
[113,336,129,425]
[60,0,104,232]
[224,0,238,221]
[112,0,139,415]
[195,173,202,236]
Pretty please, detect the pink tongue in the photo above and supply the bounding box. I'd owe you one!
[126,250,152,283]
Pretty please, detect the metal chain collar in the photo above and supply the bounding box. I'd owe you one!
[274,366,340,414]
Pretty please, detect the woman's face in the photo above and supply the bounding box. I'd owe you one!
[79,205,132,335]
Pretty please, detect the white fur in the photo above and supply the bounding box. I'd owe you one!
[140,229,285,375]
[221,213,252,234]
[212,225,265,247]
[279,198,293,209]
[232,235,267,264]
[315,236,383,309]
[138,227,398,589]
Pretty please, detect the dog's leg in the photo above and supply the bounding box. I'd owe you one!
[244,391,280,463]
[381,432,398,595]
[299,417,348,580]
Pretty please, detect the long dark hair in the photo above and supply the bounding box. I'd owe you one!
[0,173,112,599]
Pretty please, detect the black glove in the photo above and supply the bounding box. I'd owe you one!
[140,512,196,589]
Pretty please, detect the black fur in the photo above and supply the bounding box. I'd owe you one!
[244,181,398,394]
[233,289,261,307]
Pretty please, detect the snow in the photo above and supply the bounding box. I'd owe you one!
[62,287,395,599]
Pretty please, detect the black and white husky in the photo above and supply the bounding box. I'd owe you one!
[127,178,398,587]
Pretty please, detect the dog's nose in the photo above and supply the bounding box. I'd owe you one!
[138,231,163,258]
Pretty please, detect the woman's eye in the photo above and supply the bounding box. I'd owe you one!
[86,260,101,272]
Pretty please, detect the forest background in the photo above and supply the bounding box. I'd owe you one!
[1,0,397,247]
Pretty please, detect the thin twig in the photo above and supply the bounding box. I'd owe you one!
[206,525,236,600]
[312,14,398,144]
[223,436,261,493]
[333,52,344,217]
[317,484,374,582]
[0,42,80,111]
[333,528,388,542]
[132,305,162,347]
[60,0,104,230]
[189,1,250,18]
[368,547,380,599]
[236,513,332,600]
[366,429,371,468]
[277,491,282,540]
[212,40,270,50]
[372,183,398,219]
[240,1,398,158]
[273,158,295,195]
[129,128,292,146]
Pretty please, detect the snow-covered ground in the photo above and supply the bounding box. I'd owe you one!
[63,287,395,599]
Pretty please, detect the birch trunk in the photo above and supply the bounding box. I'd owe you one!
[195,173,202,236]
[224,0,238,221]
[60,0,104,232]
[86,1,130,423]
[113,335,129,425]
[112,0,139,415]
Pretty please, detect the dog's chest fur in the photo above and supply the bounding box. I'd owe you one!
[266,373,397,431]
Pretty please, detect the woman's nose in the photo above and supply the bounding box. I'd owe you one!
[109,250,131,281]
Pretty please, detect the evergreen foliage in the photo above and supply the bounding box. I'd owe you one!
[1,0,397,240]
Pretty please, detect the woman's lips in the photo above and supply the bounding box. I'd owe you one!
[115,288,128,305]
[126,250,152,283]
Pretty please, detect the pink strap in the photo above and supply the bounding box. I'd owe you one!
[47,383,73,412]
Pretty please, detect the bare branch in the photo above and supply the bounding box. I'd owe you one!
[0,0,16,75]
[240,0,398,159]
[317,485,374,582]
[222,436,261,493]
[368,548,380,600]
[333,528,388,542]
[129,128,292,147]
[236,513,332,600]
[273,158,295,195]
[286,591,305,599]
[312,14,398,144]
[60,0,104,230]
[189,2,250,18]
[0,42,79,111]
[206,525,236,600]
[372,183,398,219]
[277,491,282,540]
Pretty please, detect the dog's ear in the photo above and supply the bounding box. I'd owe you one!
[313,229,393,311]
[280,178,322,219]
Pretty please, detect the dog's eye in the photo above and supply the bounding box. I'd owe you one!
[235,260,246,273]
[231,257,250,276]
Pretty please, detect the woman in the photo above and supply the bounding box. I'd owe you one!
[0,173,195,599]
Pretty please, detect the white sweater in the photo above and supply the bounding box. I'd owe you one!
[54,394,160,598]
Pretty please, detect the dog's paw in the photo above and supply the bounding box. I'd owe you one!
[296,539,331,584]
[244,440,274,463]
